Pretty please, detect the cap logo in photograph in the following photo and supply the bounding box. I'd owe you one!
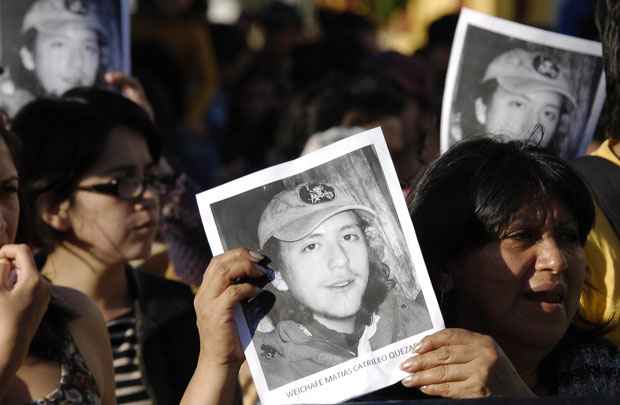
[533,55,560,79]
[64,0,90,15]
[299,183,335,204]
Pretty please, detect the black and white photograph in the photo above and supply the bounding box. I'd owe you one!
[0,0,129,116]
[441,8,605,159]
[197,128,443,404]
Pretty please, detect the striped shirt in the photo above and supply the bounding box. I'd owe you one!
[107,310,153,404]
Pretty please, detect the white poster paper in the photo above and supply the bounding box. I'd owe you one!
[0,0,130,116]
[441,8,605,159]
[197,128,444,404]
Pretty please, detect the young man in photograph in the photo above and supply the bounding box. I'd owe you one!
[462,48,576,146]
[19,0,106,96]
[252,182,431,389]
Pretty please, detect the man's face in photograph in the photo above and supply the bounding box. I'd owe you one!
[278,211,370,331]
[30,25,100,95]
[475,85,563,145]
[472,49,575,146]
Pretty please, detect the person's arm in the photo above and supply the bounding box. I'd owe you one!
[0,244,50,400]
[399,328,536,398]
[55,286,117,405]
[181,248,265,405]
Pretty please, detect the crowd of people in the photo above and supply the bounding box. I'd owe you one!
[0,0,619,404]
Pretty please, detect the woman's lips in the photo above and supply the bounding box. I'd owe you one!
[524,281,567,304]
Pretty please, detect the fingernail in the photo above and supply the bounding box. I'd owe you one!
[248,250,264,262]
[412,341,423,353]
[401,375,415,387]
[400,359,413,370]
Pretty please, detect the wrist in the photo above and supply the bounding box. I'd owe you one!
[197,351,241,376]
[198,347,244,369]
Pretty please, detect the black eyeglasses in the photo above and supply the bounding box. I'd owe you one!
[77,175,165,201]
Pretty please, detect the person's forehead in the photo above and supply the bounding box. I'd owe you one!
[286,211,362,243]
[84,127,152,176]
[508,199,576,229]
[36,24,99,42]
[492,85,563,106]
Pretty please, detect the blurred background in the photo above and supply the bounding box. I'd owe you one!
[128,0,599,214]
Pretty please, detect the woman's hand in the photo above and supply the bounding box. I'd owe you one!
[194,248,265,366]
[0,244,49,394]
[400,328,536,398]
[103,71,154,120]
[182,248,265,405]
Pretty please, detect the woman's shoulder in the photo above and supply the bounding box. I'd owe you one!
[51,286,100,321]
[50,286,116,404]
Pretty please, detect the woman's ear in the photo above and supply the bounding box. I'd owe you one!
[39,197,72,232]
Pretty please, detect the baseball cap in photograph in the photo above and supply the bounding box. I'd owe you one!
[482,48,577,110]
[22,0,105,36]
[257,182,377,249]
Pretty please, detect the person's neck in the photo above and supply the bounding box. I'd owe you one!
[43,242,131,321]
[493,337,549,391]
[313,314,356,334]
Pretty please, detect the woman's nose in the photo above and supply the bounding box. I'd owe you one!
[134,186,159,211]
[534,236,568,274]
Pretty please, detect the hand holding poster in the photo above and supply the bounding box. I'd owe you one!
[441,8,605,159]
[0,0,129,116]
[197,128,444,404]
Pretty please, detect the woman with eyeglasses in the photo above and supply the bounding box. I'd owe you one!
[12,88,201,404]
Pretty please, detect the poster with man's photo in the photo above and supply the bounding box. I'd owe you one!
[197,128,444,404]
[0,0,130,116]
[441,8,604,159]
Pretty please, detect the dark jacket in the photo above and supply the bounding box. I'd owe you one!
[127,266,200,404]
[254,288,431,391]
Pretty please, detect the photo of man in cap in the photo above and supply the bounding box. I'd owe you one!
[0,0,125,116]
[471,48,576,146]
[19,0,106,96]
[251,181,431,389]
[443,15,604,159]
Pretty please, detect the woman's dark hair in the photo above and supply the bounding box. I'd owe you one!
[0,125,75,362]
[12,88,161,252]
[410,137,595,299]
